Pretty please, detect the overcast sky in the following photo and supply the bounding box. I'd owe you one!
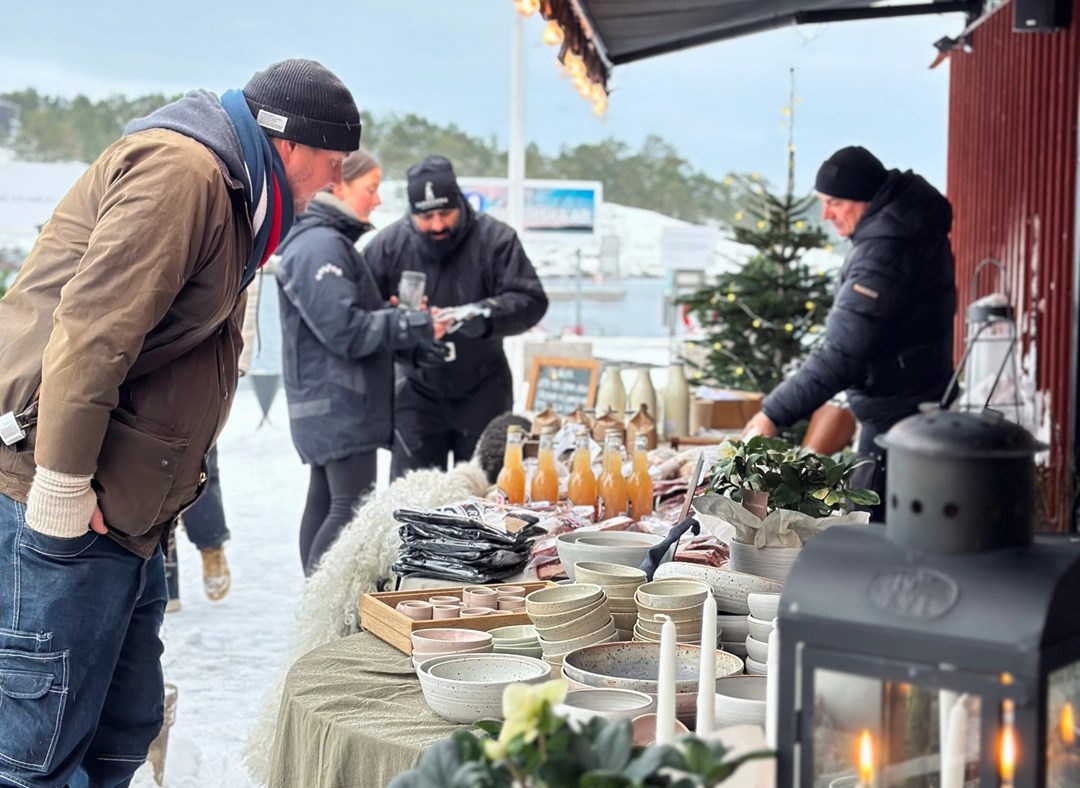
[1,1,966,193]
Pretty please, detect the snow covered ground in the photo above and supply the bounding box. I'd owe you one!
[130,388,319,788]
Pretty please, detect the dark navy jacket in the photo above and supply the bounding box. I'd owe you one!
[763,170,956,430]
[276,194,432,465]
[363,200,548,401]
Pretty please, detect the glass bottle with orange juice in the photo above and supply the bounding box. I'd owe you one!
[627,433,654,519]
[496,424,525,504]
[598,430,628,519]
[530,428,559,504]
[567,428,597,513]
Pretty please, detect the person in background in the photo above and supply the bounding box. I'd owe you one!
[742,146,956,519]
[364,155,548,480]
[276,149,439,576]
[0,58,360,786]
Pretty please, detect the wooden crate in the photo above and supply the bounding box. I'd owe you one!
[360,581,557,655]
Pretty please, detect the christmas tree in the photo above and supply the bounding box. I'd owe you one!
[680,71,835,394]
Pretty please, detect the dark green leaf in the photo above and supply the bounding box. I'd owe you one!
[593,718,634,772]
[846,488,881,506]
[472,720,502,738]
[579,771,635,788]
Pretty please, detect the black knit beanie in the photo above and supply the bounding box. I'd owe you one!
[243,59,361,152]
[407,155,462,213]
[814,146,887,201]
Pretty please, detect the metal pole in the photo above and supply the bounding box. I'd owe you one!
[508,11,526,235]
[574,248,583,333]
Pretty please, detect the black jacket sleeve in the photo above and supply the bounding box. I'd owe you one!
[762,239,911,426]
[484,228,548,339]
[277,231,432,361]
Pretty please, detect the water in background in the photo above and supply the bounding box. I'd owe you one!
[246,275,673,375]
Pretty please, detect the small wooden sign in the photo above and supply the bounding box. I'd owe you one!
[526,356,601,415]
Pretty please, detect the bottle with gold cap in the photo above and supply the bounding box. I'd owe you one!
[597,430,628,519]
[496,424,526,504]
[530,427,559,504]
[627,433,654,519]
[567,427,597,514]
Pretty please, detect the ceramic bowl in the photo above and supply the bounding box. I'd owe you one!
[604,584,643,602]
[528,597,606,631]
[498,596,526,611]
[729,539,802,583]
[493,644,544,659]
[539,618,618,656]
[744,634,769,663]
[716,613,751,642]
[460,607,496,618]
[555,531,668,580]
[747,592,782,622]
[573,562,647,586]
[721,640,749,659]
[525,584,604,616]
[495,585,527,597]
[488,625,538,643]
[636,599,703,623]
[563,672,699,724]
[411,628,492,652]
[746,614,775,642]
[417,654,552,723]
[463,588,500,608]
[745,656,768,675]
[634,579,710,610]
[532,600,611,641]
[561,641,743,695]
[630,713,690,746]
[633,615,702,639]
[652,562,782,616]
[556,688,655,726]
[411,642,493,668]
[713,676,767,728]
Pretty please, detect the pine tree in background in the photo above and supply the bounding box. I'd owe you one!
[679,70,835,394]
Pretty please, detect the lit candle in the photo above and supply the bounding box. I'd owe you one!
[655,614,678,746]
[1060,702,1076,746]
[1000,718,1017,787]
[942,695,967,788]
[765,621,779,748]
[858,729,875,787]
[696,590,717,735]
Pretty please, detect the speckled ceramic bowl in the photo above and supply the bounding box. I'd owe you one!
[555,688,655,726]
[539,618,618,656]
[533,600,612,642]
[634,579,710,610]
[573,562,648,586]
[410,628,493,653]
[713,675,767,728]
[653,562,782,616]
[417,654,552,723]
[561,641,743,695]
[555,531,668,580]
[525,583,604,616]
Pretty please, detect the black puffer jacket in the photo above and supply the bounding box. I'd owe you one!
[363,199,548,400]
[763,170,956,429]
[276,194,433,465]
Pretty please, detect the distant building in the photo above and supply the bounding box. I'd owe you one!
[0,100,19,144]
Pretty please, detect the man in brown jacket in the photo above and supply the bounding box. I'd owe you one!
[0,59,360,787]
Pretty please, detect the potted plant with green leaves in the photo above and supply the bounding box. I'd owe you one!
[694,436,880,582]
[389,680,773,788]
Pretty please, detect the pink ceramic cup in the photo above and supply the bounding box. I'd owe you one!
[396,600,433,621]
[498,596,526,611]
[495,585,527,598]
[459,607,495,618]
[464,589,499,608]
[427,595,462,606]
[431,605,460,620]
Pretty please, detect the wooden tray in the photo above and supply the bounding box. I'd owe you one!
[360,581,556,655]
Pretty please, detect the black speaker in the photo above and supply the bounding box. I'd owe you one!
[1014,0,1072,31]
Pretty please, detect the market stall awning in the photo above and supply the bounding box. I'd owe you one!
[570,0,975,69]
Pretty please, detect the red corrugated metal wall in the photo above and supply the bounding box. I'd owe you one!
[947,0,1080,530]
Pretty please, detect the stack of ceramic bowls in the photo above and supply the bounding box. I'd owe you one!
[717,613,751,659]
[409,628,493,670]
[487,625,542,659]
[560,641,744,725]
[652,562,783,616]
[554,687,655,726]
[573,562,646,640]
[416,653,551,723]
[555,531,669,581]
[713,675,768,727]
[632,579,710,645]
[744,592,780,676]
[525,583,616,667]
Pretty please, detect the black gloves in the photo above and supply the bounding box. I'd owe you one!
[413,340,450,369]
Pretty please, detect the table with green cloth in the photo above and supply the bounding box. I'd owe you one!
[269,631,464,788]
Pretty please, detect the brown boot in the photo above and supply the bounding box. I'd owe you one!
[199,546,231,601]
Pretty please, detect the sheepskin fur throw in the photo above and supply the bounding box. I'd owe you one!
[243,463,488,781]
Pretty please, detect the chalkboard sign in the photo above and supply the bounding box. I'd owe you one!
[526,356,601,415]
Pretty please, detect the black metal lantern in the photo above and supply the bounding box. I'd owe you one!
[775,408,1080,787]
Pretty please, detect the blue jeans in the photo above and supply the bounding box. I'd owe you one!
[179,446,229,550]
[0,494,167,788]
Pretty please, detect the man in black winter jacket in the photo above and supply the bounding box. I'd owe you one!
[742,146,957,519]
[364,155,548,479]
